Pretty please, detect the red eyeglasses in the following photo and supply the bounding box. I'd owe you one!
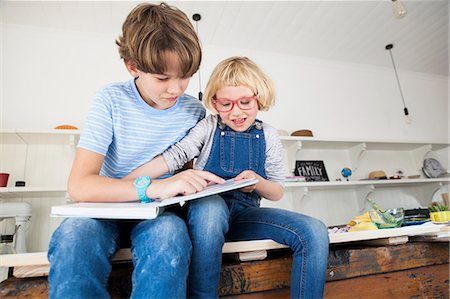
[212,95,258,112]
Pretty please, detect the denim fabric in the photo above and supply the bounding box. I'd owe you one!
[225,199,329,299]
[48,212,192,299]
[202,121,329,299]
[185,195,229,298]
[204,120,266,181]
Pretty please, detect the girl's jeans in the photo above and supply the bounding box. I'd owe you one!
[225,192,329,299]
[48,196,229,299]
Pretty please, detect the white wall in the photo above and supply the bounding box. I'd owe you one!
[1,23,448,142]
[0,6,449,252]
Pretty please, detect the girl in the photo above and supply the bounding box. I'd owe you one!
[126,56,329,298]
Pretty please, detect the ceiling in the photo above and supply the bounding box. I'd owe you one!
[2,0,449,76]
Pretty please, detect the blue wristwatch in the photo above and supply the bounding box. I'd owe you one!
[133,176,152,203]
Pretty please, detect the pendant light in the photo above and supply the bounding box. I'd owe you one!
[391,0,407,19]
[192,13,203,101]
[385,44,411,124]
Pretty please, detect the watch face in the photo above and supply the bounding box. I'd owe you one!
[423,158,446,178]
[134,176,150,187]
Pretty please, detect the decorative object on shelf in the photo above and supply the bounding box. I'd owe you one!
[192,13,203,101]
[54,125,79,130]
[369,208,404,229]
[341,167,352,181]
[15,181,26,187]
[368,170,387,180]
[294,160,329,182]
[0,173,10,187]
[385,43,411,124]
[391,0,407,19]
[347,212,378,232]
[402,208,430,226]
[428,202,450,224]
[423,158,446,178]
[291,129,313,137]
[366,197,397,224]
[390,169,405,179]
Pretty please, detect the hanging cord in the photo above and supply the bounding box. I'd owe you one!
[193,13,203,101]
[385,44,410,121]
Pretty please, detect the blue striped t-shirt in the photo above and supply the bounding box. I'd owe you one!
[78,79,205,179]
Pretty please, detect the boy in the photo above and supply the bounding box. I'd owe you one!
[47,3,227,298]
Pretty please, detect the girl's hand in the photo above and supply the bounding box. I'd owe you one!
[235,170,259,193]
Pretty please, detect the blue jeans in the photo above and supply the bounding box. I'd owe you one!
[185,195,229,298]
[225,198,329,299]
[48,212,192,299]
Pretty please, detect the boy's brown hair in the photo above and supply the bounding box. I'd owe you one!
[116,2,201,78]
[204,56,276,113]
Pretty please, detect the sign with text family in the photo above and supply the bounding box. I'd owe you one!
[294,160,329,182]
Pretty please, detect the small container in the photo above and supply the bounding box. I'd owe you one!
[369,208,404,229]
[0,173,9,187]
[430,211,450,224]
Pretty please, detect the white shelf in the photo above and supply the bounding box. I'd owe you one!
[0,186,68,198]
[285,178,450,190]
[279,136,449,151]
[0,130,80,145]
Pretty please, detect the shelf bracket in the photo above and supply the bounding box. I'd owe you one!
[411,144,432,173]
[356,184,375,213]
[417,182,447,207]
[349,142,366,171]
[292,187,309,211]
[283,140,303,175]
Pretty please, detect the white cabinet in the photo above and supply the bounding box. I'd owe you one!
[0,130,79,198]
[0,130,80,252]
[261,136,449,226]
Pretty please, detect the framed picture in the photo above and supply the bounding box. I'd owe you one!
[294,160,329,182]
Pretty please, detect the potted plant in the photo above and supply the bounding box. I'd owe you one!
[428,202,450,223]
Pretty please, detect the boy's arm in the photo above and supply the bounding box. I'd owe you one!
[123,155,168,181]
[68,148,224,202]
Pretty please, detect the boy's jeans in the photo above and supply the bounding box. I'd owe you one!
[48,212,192,299]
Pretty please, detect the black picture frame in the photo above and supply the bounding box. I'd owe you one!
[294,160,329,182]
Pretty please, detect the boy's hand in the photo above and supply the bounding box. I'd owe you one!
[149,170,225,200]
[235,170,258,193]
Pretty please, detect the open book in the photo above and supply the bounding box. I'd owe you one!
[51,178,258,220]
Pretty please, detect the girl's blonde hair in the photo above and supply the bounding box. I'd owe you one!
[204,57,275,113]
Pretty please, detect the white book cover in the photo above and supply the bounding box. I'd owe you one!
[51,178,258,220]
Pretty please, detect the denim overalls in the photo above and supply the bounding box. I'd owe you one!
[203,119,266,220]
[201,119,330,299]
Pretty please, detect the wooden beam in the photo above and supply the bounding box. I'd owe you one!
[1,242,448,298]
[324,264,450,299]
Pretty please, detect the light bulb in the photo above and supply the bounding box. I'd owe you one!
[403,107,412,124]
[392,0,407,19]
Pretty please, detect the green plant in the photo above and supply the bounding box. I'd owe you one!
[428,202,449,212]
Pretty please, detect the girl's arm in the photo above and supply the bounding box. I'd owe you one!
[124,117,212,180]
[235,170,284,201]
[123,155,169,181]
